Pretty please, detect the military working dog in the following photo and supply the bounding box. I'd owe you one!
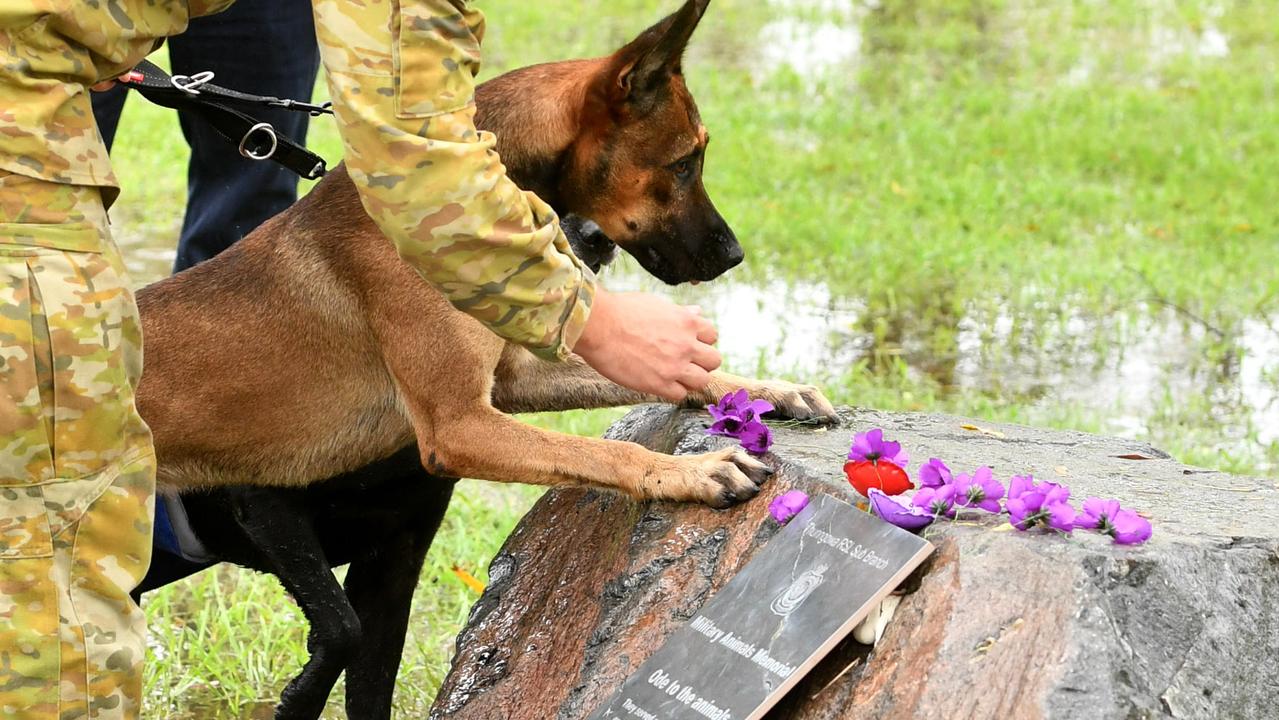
[133,1,836,717]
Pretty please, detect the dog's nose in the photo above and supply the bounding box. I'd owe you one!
[723,238,744,268]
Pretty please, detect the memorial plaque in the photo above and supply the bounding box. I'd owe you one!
[586,493,933,720]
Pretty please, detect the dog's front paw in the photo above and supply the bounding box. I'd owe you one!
[753,380,839,424]
[658,448,773,508]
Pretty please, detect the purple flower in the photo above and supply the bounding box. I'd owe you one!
[912,485,956,518]
[738,420,774,455]
[1007,474,1036,500]
[1078,498,1153,545]
[1007,475,1069,505]
[848,428,909,468]
[1007,488,1075,533]
[918,458,953,488]
[952,467,1005,513]
[868,488,934,531]
[707,389,774,437]
[1110,509,1153,545]
[769,490,810,525]
[1075,498,1120,530]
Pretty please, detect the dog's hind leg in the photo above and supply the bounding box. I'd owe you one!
[342,479,454,720]
[224,488,360,720]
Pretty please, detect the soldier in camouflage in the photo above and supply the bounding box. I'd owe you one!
[2,1,720,717]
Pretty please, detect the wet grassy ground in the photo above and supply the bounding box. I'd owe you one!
[104,0,1277,716]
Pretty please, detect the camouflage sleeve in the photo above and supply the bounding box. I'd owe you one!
[311,0,596,360]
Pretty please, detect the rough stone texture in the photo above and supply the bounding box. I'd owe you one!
[430,407,1279,720]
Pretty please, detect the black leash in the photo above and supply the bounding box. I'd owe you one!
[118,59,332,180]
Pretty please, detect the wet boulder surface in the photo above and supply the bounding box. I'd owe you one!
[429,406,1279,720]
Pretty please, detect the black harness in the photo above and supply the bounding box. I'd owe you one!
[119,59,332,180]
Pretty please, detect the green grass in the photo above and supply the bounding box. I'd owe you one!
[101,1,1279,716]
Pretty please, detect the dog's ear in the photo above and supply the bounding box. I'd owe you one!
[612,0,709,106]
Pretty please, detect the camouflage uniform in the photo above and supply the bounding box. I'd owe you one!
[2,1,594,717]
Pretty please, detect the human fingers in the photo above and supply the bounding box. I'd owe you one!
[657,380,689,403]
[693,314,718,345]
[691,341,722,373]
[677,363,713,394]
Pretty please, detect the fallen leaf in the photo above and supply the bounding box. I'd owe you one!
[1054,465,1070,477]
[960,424,1007,439]
[1115,453,1155,460]
[451,565,486,594]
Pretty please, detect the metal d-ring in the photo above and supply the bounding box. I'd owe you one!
[170,70,215,96]
[238,123,278,161]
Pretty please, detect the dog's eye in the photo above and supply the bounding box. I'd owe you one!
[672,159,693,179]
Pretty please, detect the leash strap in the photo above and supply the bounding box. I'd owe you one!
[119,59,332,180]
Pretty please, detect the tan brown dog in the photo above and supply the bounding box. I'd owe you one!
[131,2,838,716]
[136,0,835,514]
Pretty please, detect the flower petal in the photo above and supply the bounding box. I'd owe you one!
[1042,482,1071,505]
[769,490,810,524]
[1046,502,1076,533]
[1008,475,1035,500]
[868,488,934,531]
[919,458,952,488]
[738,420,774,455]
[1111,509,1153,545]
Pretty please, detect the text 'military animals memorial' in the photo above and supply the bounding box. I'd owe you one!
[586,493,933,720]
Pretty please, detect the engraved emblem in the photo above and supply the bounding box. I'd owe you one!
[770,564,828,617]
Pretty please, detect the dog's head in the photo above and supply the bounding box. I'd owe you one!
[557,0,741,285]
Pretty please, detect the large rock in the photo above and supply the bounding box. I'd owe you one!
[429,407,1279,720]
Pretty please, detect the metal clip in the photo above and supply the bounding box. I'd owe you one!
[170,70,215,96]
[238,123,278,161]
[267,98,335,117]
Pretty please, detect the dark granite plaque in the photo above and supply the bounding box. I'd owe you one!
[585,493,933,720]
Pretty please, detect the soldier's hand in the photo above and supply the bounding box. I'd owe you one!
[574,288,720,402]
[90,70,143,92]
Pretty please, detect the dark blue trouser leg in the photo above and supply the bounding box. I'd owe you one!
[91,0,320,273]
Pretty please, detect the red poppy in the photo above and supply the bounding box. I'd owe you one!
[844,460,914,497]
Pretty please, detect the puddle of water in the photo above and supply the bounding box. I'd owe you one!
[759,19,862,79]
[605,256,1277,472]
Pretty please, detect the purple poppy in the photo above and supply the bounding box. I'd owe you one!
[707,389,774,437]
[1078,498,1153,545]
[769,490,810,525]
[912,485,956,518]
[952,467,1006,513]
[1007,488,1075,533]
[738,419,774,455]
[918,458,953,488]
[868,488,934,531]
[848,428,909,468]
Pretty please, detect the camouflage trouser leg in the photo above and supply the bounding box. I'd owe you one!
[0,172,155,719]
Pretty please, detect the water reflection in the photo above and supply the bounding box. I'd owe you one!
[759,19,862,79]
[606,257,1277,472]
[747,0,1236,91]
